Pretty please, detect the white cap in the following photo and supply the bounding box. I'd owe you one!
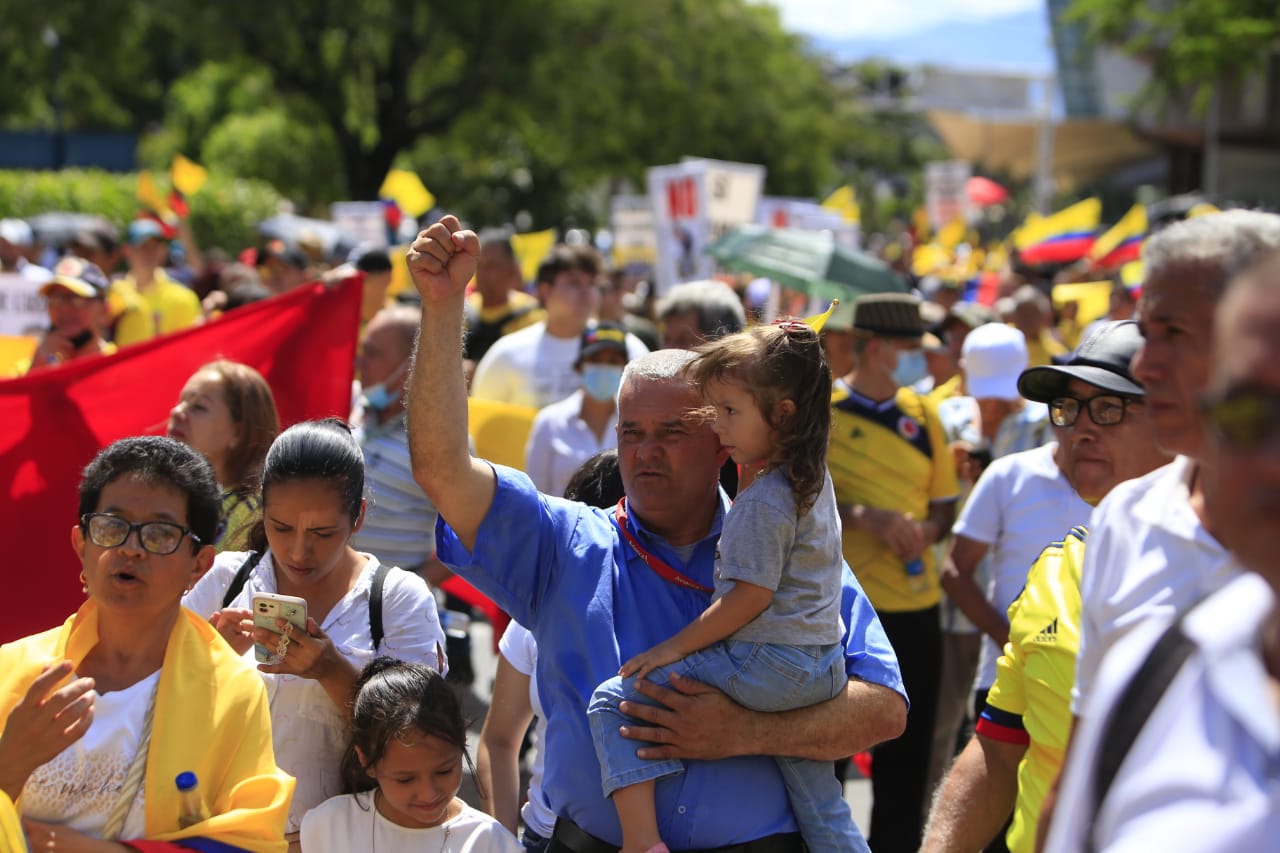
[961,323,1028,401]
[0,218,33,246]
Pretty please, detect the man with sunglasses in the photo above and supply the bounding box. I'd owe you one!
[922,320,1171,853]
[1041,245,1280,851]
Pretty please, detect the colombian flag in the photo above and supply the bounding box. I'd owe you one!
[1089,203,1147,270]
[1013,198,1101,265]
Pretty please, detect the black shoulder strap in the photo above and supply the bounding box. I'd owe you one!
[222,550,264,608]
[1087,617,1195,849]
[369,563,392,651]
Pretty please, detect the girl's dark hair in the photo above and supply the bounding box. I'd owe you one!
[684,323,832,514]
[78,436,222,548]
[563,449,624,508]
[248,418,364,552]
[339,657,475,797]
[197,360,281,495]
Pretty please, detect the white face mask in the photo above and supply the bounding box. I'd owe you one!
[582,364,625,403]
[893,349,928,388]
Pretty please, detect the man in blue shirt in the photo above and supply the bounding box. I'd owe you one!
[405,216,908,852]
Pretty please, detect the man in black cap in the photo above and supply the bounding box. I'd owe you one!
[829,292,961,853]
[25,257,118,373]
[921,320,1171,853]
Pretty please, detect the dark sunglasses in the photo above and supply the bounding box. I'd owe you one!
[80,513,201,556]
[1049,394,1136,428]
[1200,387,1280,451]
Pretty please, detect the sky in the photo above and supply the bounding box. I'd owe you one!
[762,0,1057,73]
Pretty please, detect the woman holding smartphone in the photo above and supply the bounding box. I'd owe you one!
[184,419,447,846]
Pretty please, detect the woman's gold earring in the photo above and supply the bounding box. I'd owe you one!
[79,571,88,595]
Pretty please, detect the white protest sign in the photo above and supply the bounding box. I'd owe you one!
[610,195,658,273]
[647,159,766,295]
[757,197,860,248]
[924,160,973,231]
[646,163,713,296]
[0,273,48,336]
[331,202,389,250]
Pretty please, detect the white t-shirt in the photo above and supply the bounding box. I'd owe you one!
[498,621,556,837]
[183,551,447,832]
[471,322,648,410]
[952,443,1091,690]
[22,670,158,840]
[1071,456,1238,715]
[301,793,522,853]
[1044,571,1277,853]
[523,390,619,498]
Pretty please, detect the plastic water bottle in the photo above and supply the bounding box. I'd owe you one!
[904,558,928,595]
[176,771,210,828]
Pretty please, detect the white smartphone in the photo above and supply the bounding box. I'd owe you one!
[252,592,309,664]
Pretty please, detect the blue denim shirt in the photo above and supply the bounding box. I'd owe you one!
[436,465,906,848]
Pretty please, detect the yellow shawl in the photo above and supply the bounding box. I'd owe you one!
[0,602,293,852]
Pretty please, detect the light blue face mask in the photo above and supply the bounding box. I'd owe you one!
[362,360,409,412]
[893,349,929,388]
[362,382,401,412]
[582,364,625,403]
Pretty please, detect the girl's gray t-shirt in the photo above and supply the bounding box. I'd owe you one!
[712,467,845,645]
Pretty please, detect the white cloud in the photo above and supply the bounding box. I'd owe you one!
[761,0,1043,40]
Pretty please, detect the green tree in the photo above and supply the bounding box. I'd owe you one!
[1066,0,1280,108]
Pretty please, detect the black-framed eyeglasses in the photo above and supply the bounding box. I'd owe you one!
[1049,394,1134,428]
[1200,387,1280,451]
[80,513,201,556]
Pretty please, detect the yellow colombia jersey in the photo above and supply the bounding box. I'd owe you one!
[978,527,1087,853]
[829,382,960,612]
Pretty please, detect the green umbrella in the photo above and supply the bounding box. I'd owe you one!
[706,225,907,301]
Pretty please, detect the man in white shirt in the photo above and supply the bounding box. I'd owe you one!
[471,245,647,410]
[1040,210,1280,848]
[1044,238,1280,853]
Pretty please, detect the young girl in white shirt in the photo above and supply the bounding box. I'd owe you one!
[301,658,521,853]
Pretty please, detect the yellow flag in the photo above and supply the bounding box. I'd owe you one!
[1187,203,1220,219]
[1052,280,1112,325]
[1120,260,1145,288]
[170,153,208,196]
[511,229,557,284]
[379,169,436,217]
[821,185,860,225]
[912,207,931,242]
[938,217,967,250]
[912,243,951,277]
[136,172,174,221]
[804,300,839,332]
[1012,199,1101,250]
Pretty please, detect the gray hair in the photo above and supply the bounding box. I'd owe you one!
[1012,284,1050,313]
[1144,210,1280,297]
[657,280,745,340]
[620,348,696,388]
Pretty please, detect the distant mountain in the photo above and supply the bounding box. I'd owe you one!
[803,9,1054,73]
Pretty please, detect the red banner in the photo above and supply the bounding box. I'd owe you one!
[0,279,361,642]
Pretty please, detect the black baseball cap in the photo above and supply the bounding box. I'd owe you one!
[1017,320,1145,402]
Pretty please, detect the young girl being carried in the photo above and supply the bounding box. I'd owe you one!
[588,314,868,853]
[301,658,521,853]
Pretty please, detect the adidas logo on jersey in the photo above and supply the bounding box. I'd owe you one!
[1033,618,1059,643]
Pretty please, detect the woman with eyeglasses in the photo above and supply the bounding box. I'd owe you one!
[183,419,446,848]
[168,359,281,553]
[0,436,293,851]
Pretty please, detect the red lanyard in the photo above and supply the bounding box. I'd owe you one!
[613,499,713,594]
